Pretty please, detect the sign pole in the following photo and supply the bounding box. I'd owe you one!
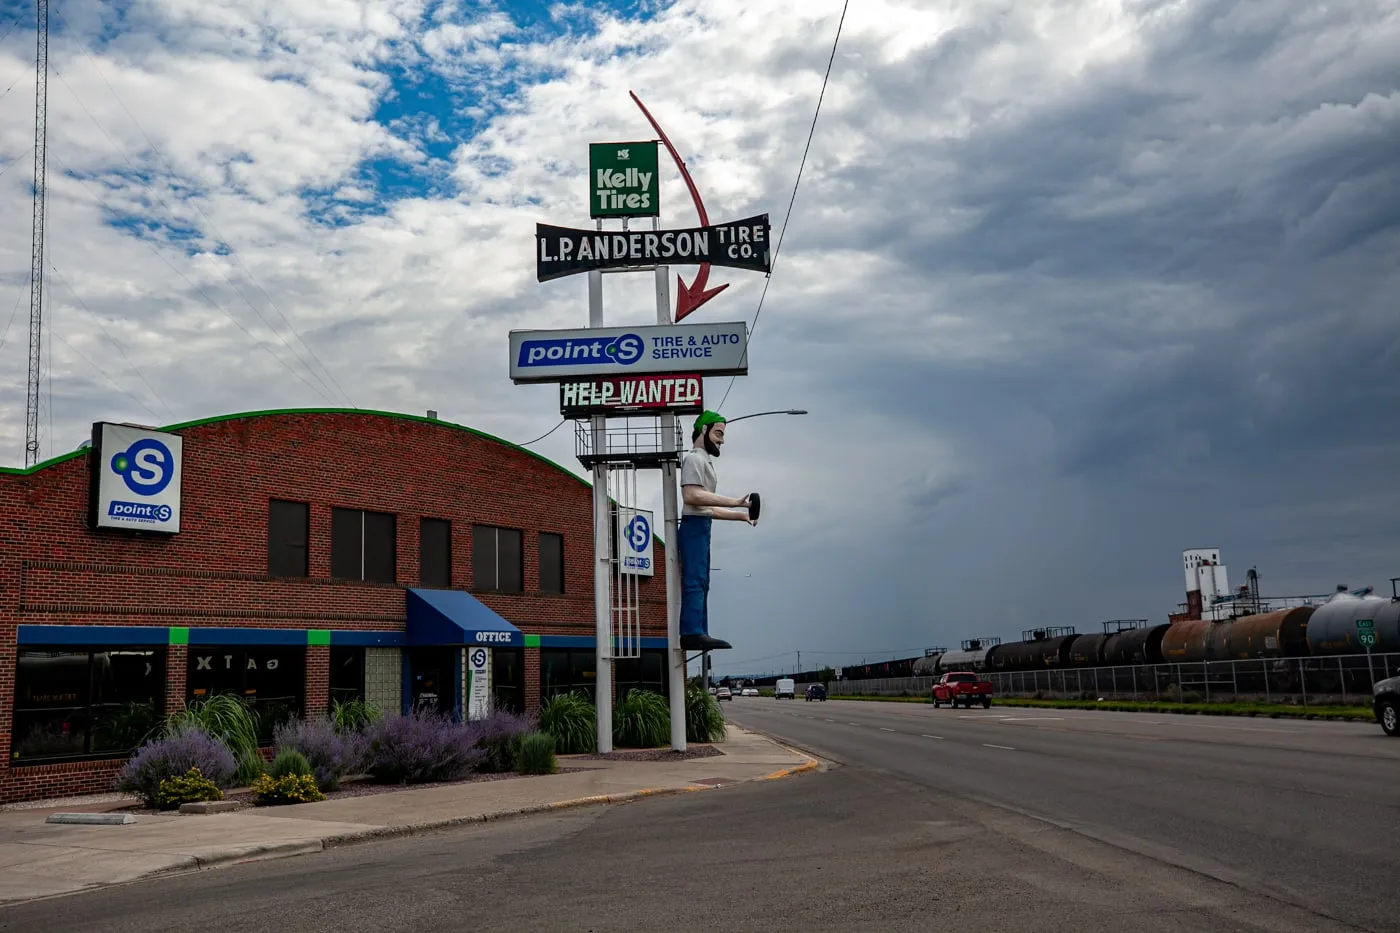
[590,227,614,754]
[655,218,687,751]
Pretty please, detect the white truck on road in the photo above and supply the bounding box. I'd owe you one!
[775,678,796,699]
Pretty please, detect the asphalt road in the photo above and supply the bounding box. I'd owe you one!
[1,702,1394,932]
[724,697,1400,932]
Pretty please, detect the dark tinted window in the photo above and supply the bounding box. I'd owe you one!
[473,525,523,593]
[11,648,164,762]
[331,508,397,583]
[187,647,305,744]
[329,647,365,705]
[420,518,451,588]
[267,500,309,577]
[539,532,564,594]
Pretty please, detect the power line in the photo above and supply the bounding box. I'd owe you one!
[718,0,850,412]
[519,418,566,447]
[48,150,339,404]
[48,4,356,409]
[47,61,352,408]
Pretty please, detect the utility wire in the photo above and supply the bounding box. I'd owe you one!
[718,0,850,412]
[49,150,338,404]
[47,61,352,408]
[519,418,566,447]
[47,5,355,407]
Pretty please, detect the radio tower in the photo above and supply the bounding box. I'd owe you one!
[25,0,50,466]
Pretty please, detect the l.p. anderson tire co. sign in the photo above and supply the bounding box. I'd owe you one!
[535,214,771,282]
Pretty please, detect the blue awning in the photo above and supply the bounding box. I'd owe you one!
[405,588,524,647]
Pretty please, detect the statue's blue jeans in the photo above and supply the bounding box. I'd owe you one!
[677,515,712,637]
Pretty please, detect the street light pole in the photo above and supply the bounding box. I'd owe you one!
[695,407,807,695]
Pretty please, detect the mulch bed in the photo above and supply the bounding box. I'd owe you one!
[111,766,601,815]
[569,745,724,762]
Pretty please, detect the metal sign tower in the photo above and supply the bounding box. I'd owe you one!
[511,94,771,752]
[26,0,51,467]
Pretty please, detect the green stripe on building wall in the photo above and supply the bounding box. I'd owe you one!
[307,629,331,646]
[168,627,189,645]
[524,634,540,648]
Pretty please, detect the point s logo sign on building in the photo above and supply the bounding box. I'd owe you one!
[615,507,655,577]
[89,422,184,534]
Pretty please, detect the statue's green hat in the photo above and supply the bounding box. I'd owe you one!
[693,410,726,432]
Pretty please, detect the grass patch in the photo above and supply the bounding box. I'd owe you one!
[990,698,1376,721]
[825,694,1376,721]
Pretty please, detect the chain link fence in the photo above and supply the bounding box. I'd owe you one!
[827,652,1399,706]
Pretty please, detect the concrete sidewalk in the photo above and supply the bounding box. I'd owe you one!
[0,725,817,906]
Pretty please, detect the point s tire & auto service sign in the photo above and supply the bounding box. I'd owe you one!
[508,322,748,384]
[89,422,184,534]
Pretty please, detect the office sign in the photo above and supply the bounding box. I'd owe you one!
[536,214,770,282]
[467,647,490,721]
[88,422,183,534]
[590,141,659,218]
[509,321,748,384]
[559,373,704,417]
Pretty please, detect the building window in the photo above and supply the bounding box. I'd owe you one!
[11,648,165,763]
[492,648,524,713]
[539,532,564,594]
[540,649,596,702]
[616,649,668,702]
[473,525,522,593]
[268,499,309,578]
[329,647,365,706]
[331,508,397,583]
[420,518,451,588]
[187,647,305,744]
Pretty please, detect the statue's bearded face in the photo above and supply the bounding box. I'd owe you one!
[705,422,726,457]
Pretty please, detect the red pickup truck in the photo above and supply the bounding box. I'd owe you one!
[931,672,993,709]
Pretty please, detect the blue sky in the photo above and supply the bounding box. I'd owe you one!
[0,0,1397,678]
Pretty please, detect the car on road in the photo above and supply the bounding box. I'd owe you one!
[1374,675,1399,736]
[742,687,759,697]
[716,687,732,701]
[805,684,826,702]
[931,671,993,709]
[775,678,796,699]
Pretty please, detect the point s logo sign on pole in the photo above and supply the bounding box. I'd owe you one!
[89,422,183,533]
[508,322,749,384]
[616,507,655,577]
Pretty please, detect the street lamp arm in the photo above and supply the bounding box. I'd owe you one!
[724,409,808,424]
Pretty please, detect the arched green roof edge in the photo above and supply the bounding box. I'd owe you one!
[0,407,666,546]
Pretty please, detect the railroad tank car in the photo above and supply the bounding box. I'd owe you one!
[911,654,942,676]
[1067,633,1109,667]
[1100,623,1168,666]
[989,629,1078,671]
[1305,594,1399,655]
[1205,606,1314,660]
[1160,620,1212,663]
[937,645,996,672]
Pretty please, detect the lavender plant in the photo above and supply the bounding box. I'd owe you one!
[273,716,364,792]
[363,708,486,784]
[114,726,237,808]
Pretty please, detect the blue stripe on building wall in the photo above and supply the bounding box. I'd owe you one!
[16,625,667,650]
[17,625,169,646]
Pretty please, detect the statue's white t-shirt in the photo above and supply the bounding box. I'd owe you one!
[680,448,718,517]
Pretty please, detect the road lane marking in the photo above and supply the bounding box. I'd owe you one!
[848,722,860,726]
[879,727,896,732]
[921,734,943,740]
[982,743,1016,750]
[825,719,835,722]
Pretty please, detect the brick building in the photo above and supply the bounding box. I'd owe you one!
[0,408,670,804]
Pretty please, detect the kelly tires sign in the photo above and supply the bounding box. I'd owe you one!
[536,214,770,282]
[509,321,748,383]
[88,422,183,534]
[590,141,659,219]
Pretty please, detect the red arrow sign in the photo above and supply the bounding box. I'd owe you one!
[630,91,730,321]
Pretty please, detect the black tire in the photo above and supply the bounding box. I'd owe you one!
[1380,698,1399,737]
[982,697,991,709]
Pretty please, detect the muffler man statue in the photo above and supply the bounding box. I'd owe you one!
[678,410,759,651]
